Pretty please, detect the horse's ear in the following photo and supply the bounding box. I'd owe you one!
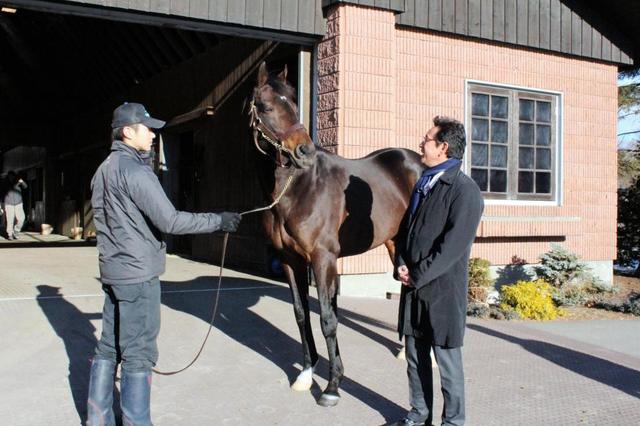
[277,64,288,82]
[258,62,268,87]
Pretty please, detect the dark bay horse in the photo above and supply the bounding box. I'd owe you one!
[249,62,424,406]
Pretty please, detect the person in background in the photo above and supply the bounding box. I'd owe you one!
[3,170,27,240]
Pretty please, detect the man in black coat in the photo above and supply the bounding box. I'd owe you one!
[393,116,484,426]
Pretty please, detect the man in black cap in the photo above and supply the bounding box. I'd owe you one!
[87,102,242,426]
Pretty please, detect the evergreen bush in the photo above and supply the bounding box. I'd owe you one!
[536,244,590,288]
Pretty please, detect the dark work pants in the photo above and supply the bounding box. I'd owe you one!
[405,335,465,426]
[94,278,161,373]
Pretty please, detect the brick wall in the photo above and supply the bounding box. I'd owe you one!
[317,4,618,274]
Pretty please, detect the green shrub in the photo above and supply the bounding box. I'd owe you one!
[469,258,493,287]
[468,258,493,303]
[500,279,563,320]
[629,292,640,316]
[553,280,618,307]
[594,291,640,316]
[536,244,590,288]
[618,177,640,268]
[466,302,521,320]
[467,302,490,318]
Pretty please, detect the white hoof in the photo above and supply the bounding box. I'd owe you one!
[396,347,406,360]
[291,367,314,391]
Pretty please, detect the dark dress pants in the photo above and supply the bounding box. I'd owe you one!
[405,335,465,426]
[94,278,161,373]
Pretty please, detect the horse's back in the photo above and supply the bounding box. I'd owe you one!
[320,147,423,176]
[312,148,423,256]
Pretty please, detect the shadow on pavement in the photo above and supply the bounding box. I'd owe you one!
[36,285,114,425]
[467,323,640,399]
[160,276,406,421]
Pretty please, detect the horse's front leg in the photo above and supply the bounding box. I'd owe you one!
[282,257,318,391]
[311,250,343,407]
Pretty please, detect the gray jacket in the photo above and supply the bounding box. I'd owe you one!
[91,140,223,285]
[4,181,27,206]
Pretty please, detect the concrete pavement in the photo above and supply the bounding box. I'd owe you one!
[0,246,638,425]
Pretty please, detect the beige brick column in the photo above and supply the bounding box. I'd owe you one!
[317,4,399,275]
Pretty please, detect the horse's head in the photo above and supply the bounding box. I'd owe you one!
[249,62,316,169]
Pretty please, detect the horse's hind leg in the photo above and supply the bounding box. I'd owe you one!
[311,250,343,407]
[282,256,318,391]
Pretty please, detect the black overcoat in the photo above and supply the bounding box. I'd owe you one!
[395,164,484,347]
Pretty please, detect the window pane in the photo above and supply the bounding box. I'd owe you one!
[519,171,534,193]
[519,123,534,145]
[490,170,507,192]
[536,172,551,193]
[519,99,534,121]
[536,148,551,170]
[536,124,551,146]
[536,101,551,123]
[472,143,488,166]
[491,145,508,167]
[472,118,489,141]
[471,168,488,191]
[519,147,534,169]
[491,120,508,143]
[472,93,489,116]
[491,96,508,118]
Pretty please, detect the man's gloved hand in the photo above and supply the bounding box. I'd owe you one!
[220,212,242,232]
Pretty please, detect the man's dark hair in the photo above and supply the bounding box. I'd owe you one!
[6,170,17,186]
[433,116,466,160]
[111,124,140,142]
[112,127,125,142]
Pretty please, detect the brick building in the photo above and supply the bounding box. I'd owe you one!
[1,1,638,294]
[314,1,638,294]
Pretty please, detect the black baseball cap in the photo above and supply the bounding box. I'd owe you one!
[111,102,166,129]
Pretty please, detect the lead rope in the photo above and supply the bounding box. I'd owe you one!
[152,168,296,376]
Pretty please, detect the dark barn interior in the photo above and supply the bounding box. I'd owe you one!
[0,5,312,271]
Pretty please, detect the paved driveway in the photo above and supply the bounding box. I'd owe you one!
[0,247,638,425]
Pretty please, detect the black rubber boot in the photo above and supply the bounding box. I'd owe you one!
[86,358,116,426]
[120,371,153,426]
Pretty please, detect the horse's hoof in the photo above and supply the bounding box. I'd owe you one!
[291,367,313,391]
[317,392,340,407]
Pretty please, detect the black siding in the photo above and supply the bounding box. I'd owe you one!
[56,0,327,36]
[396,0,634,65]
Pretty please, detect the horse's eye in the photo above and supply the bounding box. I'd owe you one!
[256,101,271,113]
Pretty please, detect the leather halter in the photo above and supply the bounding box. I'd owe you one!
[248,92,308,167]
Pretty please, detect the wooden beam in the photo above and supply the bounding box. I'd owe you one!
[145,26,183,64]
[0,14,39,71]
[176,28,201,56]
[115,22,165,74]
[164,106,215,129]
[104,26,152,81]
[158,28,190,62]
[108,22,158,78]
[135,25,175,69]
[53,16,123,98]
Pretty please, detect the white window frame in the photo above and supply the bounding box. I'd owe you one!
[464,80,563,206]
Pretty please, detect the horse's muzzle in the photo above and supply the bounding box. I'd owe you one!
[293,143,317,168]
